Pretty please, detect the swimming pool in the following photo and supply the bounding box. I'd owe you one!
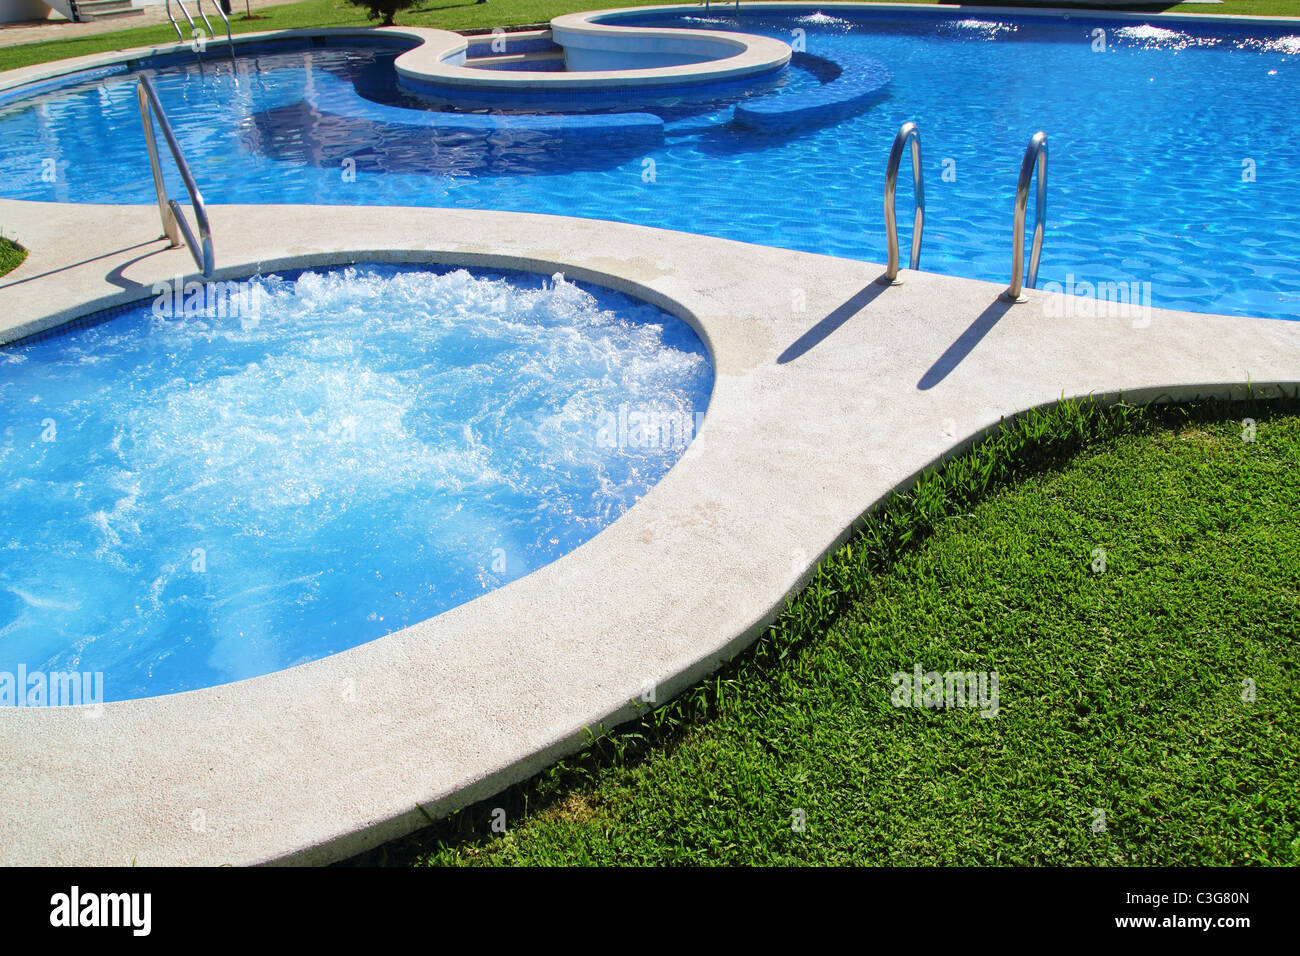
[2,5,1300,319]
[0,265,712,700]
[0,6,1298,320]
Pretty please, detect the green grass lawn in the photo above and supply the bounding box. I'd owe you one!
[0,236,27,277]
[350,396,1300,866]
[2,1,1299,73]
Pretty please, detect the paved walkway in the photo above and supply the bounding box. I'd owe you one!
[0,0,302,48]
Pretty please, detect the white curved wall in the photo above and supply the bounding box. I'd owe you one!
[552,11,756,72]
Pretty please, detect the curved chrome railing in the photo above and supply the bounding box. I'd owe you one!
[200,0,235,51]
[191,0,214,42]
[199,3,217,41]
[165,0,195,42]
[137,76,215,277]
[1003,130,1048,302]
[166,0,233,51]
[880,121,924,285]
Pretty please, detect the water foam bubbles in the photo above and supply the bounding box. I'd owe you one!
[0,265,712,700]
[795,12,851,27]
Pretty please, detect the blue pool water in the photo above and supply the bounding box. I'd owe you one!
[0,9,1298,318]
[0,266,712,700]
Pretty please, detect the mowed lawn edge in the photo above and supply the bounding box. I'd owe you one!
[337,393,1300,867]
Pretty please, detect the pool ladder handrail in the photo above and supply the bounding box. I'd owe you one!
[703,0,741,12]
[137,75,215,277]
[1003,130,1048,302]
[200,0,235,52]
[879,121,924,285]
[165,0,194,42]
[166,0,234,51]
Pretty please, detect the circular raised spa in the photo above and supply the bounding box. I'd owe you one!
[0,264,712,702]
[389,11,794,110]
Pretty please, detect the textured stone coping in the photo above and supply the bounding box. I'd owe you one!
[733,52,891,132]
[0,197,1297,866]
[396,59,788,112]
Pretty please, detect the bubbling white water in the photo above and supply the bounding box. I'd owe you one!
[0,265,713,700]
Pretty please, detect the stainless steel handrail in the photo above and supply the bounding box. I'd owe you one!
[137,76,215,277]
[199,0,234,50]
[880,121,924,285]
[193,0,216,42]
[192,0,231,50]
[1003,130,1048,302]
[166,0,196,42]
[167,0,232,50]
[703,0,740,12]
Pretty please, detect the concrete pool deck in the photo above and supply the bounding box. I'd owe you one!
[0,197,1297,866]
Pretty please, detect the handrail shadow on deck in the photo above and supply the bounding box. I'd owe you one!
[777,279,889,365]
[0,238,165,292]
[917,296,1014,391]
